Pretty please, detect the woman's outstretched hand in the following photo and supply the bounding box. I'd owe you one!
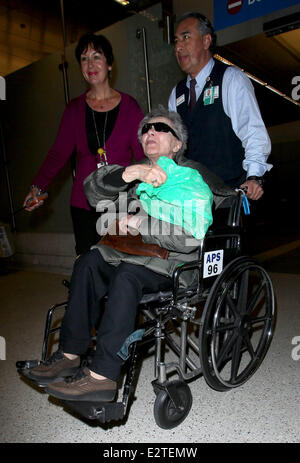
[122,164,167,187]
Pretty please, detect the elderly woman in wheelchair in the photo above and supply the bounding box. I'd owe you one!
[18,107,275,429]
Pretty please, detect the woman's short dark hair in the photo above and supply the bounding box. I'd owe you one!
[177,12,217,54]
[75,33,114,66]
[138,105,188,158]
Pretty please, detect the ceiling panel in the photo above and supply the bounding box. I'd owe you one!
[219,28,300,97]
[0,0,160,76]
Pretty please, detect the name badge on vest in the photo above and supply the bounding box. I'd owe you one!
[203,86,219,106]
[176,94,185,107]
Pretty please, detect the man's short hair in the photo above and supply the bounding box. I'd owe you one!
[177,12,217,54]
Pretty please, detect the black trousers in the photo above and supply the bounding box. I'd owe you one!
[70,206,101,255]
[60,249,172,381]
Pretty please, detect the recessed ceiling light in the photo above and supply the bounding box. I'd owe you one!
[114,0,130,6]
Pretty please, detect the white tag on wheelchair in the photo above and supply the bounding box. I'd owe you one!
[203,250,224,278]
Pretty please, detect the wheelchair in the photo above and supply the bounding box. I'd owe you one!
[17,189,275,429]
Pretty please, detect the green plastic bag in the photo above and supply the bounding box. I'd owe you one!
[136,156,213,239]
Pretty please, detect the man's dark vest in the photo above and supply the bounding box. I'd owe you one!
[176,60,245,187]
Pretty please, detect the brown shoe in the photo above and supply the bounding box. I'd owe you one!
[28,350,80,386]
[45,367,117,402]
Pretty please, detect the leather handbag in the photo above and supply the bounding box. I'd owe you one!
[99,220,169,259]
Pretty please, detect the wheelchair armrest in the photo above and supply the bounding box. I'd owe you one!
[172,259,203,305]
[206,225,242,239]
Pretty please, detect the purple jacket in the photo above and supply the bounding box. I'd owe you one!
[32,91,145,210]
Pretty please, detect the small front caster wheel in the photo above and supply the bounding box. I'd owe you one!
[153,380,192,429]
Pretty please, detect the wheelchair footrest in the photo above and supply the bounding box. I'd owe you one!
[16,360,40,370]
[61,400,125,423]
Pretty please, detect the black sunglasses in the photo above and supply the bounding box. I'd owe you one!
[141,122,179,140]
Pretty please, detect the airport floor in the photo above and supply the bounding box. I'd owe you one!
[0,212,299,444]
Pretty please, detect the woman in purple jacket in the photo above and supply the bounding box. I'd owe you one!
[23,33,144,255]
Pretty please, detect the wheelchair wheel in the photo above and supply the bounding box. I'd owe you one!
[153,380,192,429]
[200,257,275,391]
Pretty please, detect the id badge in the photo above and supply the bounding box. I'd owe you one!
[97,161,106,168]
[176,94,185,106]
[97,148,108,168]
[203,88,213,105]
[203,86,219,106]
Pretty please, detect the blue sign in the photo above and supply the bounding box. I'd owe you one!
[214,0,300,31]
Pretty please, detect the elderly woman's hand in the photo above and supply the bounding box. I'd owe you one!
[119,214,142,235]
[122,164,167,187]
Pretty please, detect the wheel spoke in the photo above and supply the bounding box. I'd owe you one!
[249,315,271,325]
[246,279,266,315]
[213,329,238,369]
[236,270,249,313]
[243,332,255,359]
[230,335,243,382]
[225,273,249,318]
[225,293,239,318]
[213,321,235,333]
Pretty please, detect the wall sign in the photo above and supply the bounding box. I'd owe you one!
[214,0,300,30]
[227,0,243,15]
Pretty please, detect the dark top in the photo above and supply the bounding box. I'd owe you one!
[86,103,120,154]
[176,60,245,188]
